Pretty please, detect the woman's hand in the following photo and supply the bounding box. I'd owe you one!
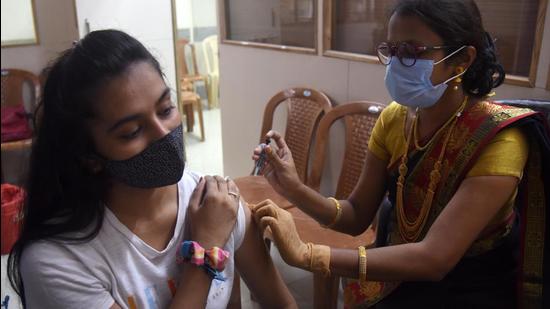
[252,199,331,275]
[252,199,309,269]
[187,176,240,249]
[252,130,303,198]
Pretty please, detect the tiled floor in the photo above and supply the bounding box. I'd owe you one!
[183,106,225,176]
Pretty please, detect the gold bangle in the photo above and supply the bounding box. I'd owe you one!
[358,246,367,283]
[322,197,342,228]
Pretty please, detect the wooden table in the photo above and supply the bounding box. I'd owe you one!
[233,175,294,209]
[235,175,376,308]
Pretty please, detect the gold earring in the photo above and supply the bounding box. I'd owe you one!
[453,67,464,90]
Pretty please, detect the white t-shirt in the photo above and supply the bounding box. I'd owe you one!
[20,170,246,309]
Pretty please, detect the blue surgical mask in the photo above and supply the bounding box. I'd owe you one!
[384,46,467,108]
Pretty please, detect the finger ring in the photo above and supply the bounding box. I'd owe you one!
[228,191,240,199]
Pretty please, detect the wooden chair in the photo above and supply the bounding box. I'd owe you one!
[175,39,211,109]
[287,101,385,308]
[201,35,219,109]
[235,87,333,209]
[233,88,332,304]
[1,69,40,183]
[178,91,205,141]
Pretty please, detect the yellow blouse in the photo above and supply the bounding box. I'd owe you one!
[368,102,529,226]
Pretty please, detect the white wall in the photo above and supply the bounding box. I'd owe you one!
[74,0,177,97]
[1,0,79,74]
[175,0,217,30]
[191,0,217,28]
[176,0,193,29]
[219,0,550,194]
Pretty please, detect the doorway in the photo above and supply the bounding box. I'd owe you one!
[172,0,223,175]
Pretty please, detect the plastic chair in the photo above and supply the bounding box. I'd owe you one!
[1,69,40,184]
[233,87,332,304]
[175,39,211,109]
[201,35,219,109]
[235,87,333,209]
[287,101,385,308]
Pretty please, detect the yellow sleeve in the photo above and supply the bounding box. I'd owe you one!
[466,127,529,179]
[367,103,398,163]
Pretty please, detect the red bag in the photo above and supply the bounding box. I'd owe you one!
[1,184,25,254]
[1,105,32,143]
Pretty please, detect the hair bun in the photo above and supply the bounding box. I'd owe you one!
[462,31,505,97]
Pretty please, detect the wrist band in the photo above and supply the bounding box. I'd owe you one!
[205,247,230,271]
[358,246,367,283]
[178,241,205,266]
[322,197,342,228]
[202,264,226,281]
[177,241,230,281]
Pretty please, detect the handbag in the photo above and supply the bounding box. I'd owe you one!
[1,104,32,143]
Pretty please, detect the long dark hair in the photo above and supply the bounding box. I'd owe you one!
[8,29,163,302]
[392,0,505,98]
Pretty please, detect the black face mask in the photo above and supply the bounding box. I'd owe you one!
[104,125,185,188]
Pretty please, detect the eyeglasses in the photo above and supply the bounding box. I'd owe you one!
[377,42,454,67]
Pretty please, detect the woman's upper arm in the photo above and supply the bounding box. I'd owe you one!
[467,127,528,178]
[344,150,389,233]
[343,106,393,233]
[421,127,528,276]
[421,175,519,277]
[234,204,296,308]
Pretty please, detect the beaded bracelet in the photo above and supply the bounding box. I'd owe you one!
[322,197,342,228]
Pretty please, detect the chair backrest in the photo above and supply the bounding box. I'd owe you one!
[259,88,333,183]
[1,68,40,109]
[308,101,385,199]
[175,39,200,77]
[201,35,219,75]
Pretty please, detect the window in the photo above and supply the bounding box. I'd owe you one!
[324,0,548,86]
[1,0,39,47]
[220,0,316,53]
[328,0,394,57]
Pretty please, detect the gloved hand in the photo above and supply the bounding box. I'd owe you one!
[252,199,331,276]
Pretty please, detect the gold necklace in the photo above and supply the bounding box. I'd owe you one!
[396,96,468,243]
[413,102,462,151]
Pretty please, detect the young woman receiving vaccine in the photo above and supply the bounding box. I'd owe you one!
[252,0,549,307]
[8,30,296,308]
